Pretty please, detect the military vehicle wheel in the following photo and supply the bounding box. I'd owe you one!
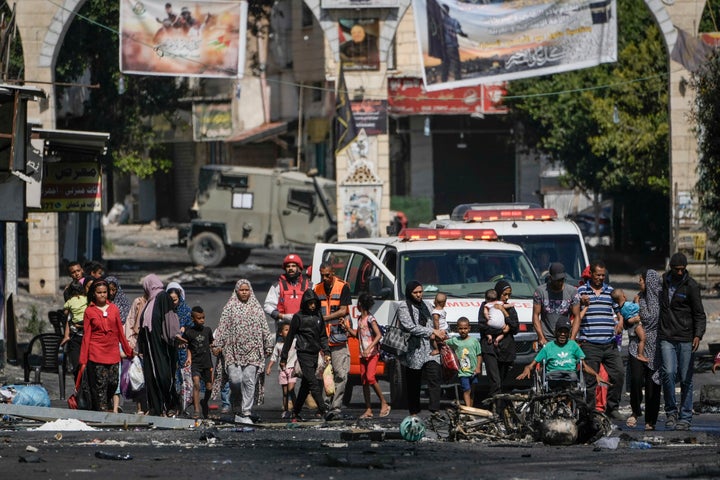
[189,232,226,267]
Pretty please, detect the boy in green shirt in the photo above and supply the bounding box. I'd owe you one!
[445,317,482,406]
[517,318,604,391]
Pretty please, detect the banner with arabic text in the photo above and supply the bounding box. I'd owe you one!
[412,0,617,91]
[40,163,102,212]
[120,0,247,78]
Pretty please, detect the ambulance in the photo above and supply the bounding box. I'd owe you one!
[311,227,540,408]
[428,204,590,285]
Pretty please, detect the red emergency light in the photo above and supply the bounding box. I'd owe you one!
[463,208,558,222]
[398,228,498,241]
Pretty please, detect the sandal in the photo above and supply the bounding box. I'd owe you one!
[626,415,638,428]
[380,406,391,418]
[359,412,374,419]
[645,423,655,431]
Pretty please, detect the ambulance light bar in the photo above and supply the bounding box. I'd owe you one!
[398,228,498,241]
[464,208,558,222]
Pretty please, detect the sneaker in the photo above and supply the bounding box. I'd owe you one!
[291,412,304,423]
[608,410,627,421]
[324,411,336,421]
[281,410,291,419]
[234,415,253,425]
[675,420,691,431]
[665,414,677,430]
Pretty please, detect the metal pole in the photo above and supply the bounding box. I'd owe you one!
[296,82,303,169]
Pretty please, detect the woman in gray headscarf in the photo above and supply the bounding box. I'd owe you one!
[627,269,662,430]
[137,274,182,416]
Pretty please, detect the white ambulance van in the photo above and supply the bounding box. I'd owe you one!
[429,204,590,285]
[312,228,540,408]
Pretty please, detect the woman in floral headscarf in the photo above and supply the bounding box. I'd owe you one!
[212,279,274,424]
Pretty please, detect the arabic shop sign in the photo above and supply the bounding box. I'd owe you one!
[192,102,233,141]
[39,162,102,212]
[387,77,507,115]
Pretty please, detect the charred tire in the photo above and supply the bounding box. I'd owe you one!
[188,231,226,267]
[388,359,408,409]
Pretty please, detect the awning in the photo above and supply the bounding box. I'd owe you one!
[225,121,288,144]
[33,128,110,161]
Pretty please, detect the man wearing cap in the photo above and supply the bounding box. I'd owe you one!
[659,252,706,430]
[532,262,581,347]
[577,260,626,420]
[264,254,312,332]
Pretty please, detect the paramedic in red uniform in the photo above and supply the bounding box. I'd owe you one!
[264,254,312,333]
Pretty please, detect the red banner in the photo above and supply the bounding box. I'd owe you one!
[387,77,507,115]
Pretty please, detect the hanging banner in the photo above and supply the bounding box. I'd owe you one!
[387,77,507,115]
[352,100,387,135]
[39,163,102,212]
[412,0,617,91]
[193,102,233,141]
[120,0,248,78]
[339,18,381,71]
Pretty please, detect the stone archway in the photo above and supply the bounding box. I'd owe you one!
[642,0,706,252]
[14,0,88,295]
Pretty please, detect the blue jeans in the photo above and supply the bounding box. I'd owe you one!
[660,340,694,422]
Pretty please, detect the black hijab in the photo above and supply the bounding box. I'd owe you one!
[405,280,431,325]
[494,280,512,302]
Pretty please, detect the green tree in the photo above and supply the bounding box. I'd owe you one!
[505,0,669,250]
[689,48,720,246]
[55,0,189,178]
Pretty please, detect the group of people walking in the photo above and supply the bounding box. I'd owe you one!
[526,254,706,430]
[61,250,708,431]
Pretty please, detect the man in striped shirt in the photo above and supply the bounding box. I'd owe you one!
[577,260,626,420]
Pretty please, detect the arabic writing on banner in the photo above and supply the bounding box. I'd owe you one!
[40,163,102,212]
[387,77,507,114]
[120,0,247,78]
[352,100,387,135]
[412,0,617,91]
[193,102,232,141]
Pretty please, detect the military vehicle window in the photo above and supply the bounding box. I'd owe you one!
[288,189,315,212]
[231,192,253,209]
[218,174,248,189]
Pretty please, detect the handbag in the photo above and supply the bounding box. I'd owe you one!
[67,364,92,410]
[439,343,460,382]
[129,355,145,392]
[380,306,411,357]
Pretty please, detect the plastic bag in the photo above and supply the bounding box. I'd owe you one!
[11,385,50,407]
[119,358,132,397]
[323,363,335,396]
[129,356,145,391]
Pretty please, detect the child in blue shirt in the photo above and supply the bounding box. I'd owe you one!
[611,289,648,362]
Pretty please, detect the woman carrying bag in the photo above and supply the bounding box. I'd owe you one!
[398,280,448,416]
